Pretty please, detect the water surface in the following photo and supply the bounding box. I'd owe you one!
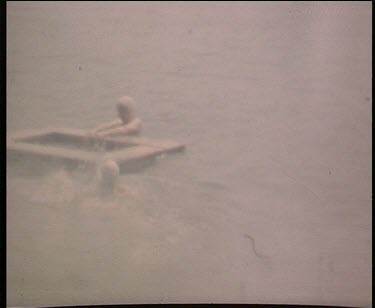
[7,2,371,307]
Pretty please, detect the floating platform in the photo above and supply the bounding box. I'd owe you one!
[7,128,185,172]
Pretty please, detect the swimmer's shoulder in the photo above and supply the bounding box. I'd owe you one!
[122,117,142,135]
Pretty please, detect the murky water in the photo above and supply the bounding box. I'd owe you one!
[7,2,371,307]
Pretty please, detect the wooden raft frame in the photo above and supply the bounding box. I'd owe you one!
[7,128,185,169]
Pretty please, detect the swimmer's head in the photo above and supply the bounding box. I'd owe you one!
[117,96,135,124]
[98,159,120,194]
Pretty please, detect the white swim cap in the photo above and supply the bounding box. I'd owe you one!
[99,159,120,186]
[118,96,134,112]
[117,96,135,123]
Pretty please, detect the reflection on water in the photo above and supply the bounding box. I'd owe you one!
[7,1,371,307]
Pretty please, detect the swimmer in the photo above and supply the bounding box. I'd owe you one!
[97,159,120,195]
[96,159,127,197]
[90,96,142,138]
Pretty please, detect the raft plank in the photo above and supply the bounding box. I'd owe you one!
[111,145,174,164]
[7,128,185,169]
[50,128,185,151]
[9,128,185,151]
[7,141,172,166]
[109,136,185,151]
[11,128,58,142]
[7,141,98,164]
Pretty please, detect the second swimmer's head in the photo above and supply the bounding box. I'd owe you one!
[98,159,120,194]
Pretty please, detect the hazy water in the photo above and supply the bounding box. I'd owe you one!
[7,2,371,307]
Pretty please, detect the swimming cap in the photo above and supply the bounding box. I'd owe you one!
[99,159,120,184]
[117,96,135,117]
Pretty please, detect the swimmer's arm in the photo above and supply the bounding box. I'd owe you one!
[92,119,123,134]
[98,118,142,137]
